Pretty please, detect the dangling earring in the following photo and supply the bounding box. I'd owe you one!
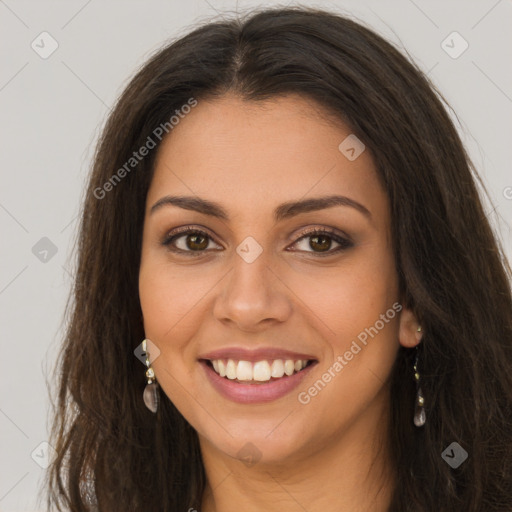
[413,332,426,427]
[142,338,159,413]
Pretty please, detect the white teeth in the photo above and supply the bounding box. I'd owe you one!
[236,360,253,381]
[210,358,310,381]
[217,360,226,377]
[226,359,237,380]
[253,361,271,381]
[284,360,295,376]
[271,359,285,378]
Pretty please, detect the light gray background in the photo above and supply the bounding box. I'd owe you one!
[1,0,511,510]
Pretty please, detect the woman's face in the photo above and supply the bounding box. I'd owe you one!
[139,93,419,466]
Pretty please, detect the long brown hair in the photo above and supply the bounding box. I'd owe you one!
[45,6,512,511]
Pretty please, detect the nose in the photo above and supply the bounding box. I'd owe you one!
[212,249,293,332]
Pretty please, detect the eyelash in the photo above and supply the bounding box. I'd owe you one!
[161,225,353,257]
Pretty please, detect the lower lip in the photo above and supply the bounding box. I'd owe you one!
[200,360,317,404]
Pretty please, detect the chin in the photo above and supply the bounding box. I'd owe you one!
[198,417,314,467]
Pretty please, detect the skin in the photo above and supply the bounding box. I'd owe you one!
[138,93,422,512]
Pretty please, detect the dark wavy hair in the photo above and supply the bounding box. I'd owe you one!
[45,6,512,511]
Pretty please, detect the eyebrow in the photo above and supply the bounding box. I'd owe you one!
[149,194,372,222]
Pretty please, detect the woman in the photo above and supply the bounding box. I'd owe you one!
[46,6,512,511]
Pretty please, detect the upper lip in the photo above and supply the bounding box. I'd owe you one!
[198,347,318,362]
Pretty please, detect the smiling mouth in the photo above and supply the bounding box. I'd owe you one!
[202,358,317,384]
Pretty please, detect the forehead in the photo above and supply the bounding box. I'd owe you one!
[147,93,386,223]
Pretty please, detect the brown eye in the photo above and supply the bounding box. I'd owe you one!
[162,227,221,255]
[290,228,353,256]
[184,232,209,251]
[309,234,332,252]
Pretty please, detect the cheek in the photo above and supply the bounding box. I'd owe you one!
[139,267,173,335]
[292,245,400,403]
[138,259,205,412]
[138,256,222,382]
[139,257,204,337]
[289,248,398,346]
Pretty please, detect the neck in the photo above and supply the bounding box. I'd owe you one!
[199,388,395,512]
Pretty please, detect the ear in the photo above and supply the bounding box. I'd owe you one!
[398,307,423,348]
